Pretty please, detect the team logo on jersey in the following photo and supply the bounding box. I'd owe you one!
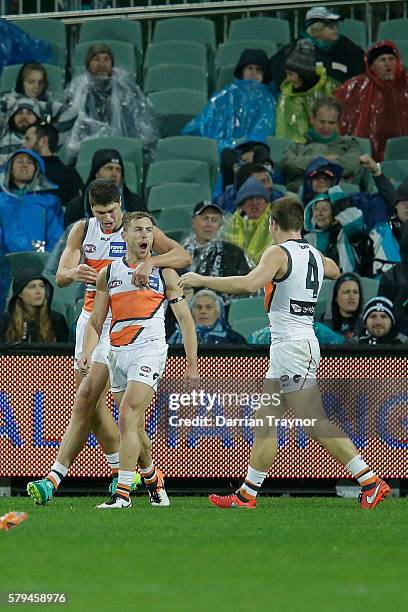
[108,279,122,289]
[148,275,159,291]
[290,299,315,316]
[83,243,96,253]
[109,242,126,257]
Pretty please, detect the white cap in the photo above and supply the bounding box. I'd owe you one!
[305,6,341,23]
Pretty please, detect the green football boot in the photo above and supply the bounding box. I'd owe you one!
[26,479,54,505]
[109,472,142,495]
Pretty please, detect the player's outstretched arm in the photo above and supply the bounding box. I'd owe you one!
[78,268,109,373]
[132,227,192,288]
[56,221,98,287]
[163,269,198,381]
[322,256,341,280]
[179,245,287,295]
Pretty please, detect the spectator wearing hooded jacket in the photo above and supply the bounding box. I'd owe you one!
[390,179,408,247]
[168,289,246,345]
[0,98,42,164]
[0,148,64,254]
[276,39,338,143]
[320,271,363,340]
[0,270,69,342]
[335,41,408,162]
[379,222,408,335]
[182,49,276,152]
[221,177,273,265]
[281,97,363,192]
[270,6,365,88]
[354,296,407,345]
[63,148,145,227]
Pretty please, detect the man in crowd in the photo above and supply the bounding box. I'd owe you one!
[281,97,363,192]
[355,296,407,344]
[390,179,408,246]
[336,41,408,161]
[379,221,408,335]
[0,98,42,164]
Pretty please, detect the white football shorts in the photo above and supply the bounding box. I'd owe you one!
[74,309,111,370]
[266,338,320,393]
[107,340,168,393]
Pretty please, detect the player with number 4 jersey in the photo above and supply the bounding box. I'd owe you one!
[179,196,390,510]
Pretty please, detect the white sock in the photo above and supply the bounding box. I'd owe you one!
[240,466,268,498]
[345,455,376,485]
[116,470,134,500]
[47,461,69,490]
[105,452,119,475]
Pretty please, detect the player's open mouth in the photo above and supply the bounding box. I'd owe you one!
[140,242,148,251]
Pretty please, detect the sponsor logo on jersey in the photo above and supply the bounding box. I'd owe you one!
[108,279,122,289]
[83,243,96,253]
[109,242,126,257]
[149,275,160,291]
[290,299,315,316]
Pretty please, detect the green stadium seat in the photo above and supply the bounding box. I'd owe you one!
[73,41,137,76]
[267,136,293,166]
[6,251,50,277]
[42,272,83,310]
[155,136,218,189]
[395,40,408,69]
[144,64,207,94]
[377,18,408,41]
[338,19,367,48]
[144,41,207,75]
[360,277,380,303]
[315,279,335,319]
[216,40,278,70]
[148,182,212,213]
[228,296,265,326]
[145,160,211,193]
[380,160,408,185]
[384,137,408,161]
[0,63,64,97]
[228,17,291,46]
[11,19,67,68]
[148,89,207,138]
[155,206,192,238]
[153,18,216,50]
[76,160,140,194]
[76,137,143,188]
[215,65,235,90]
[232,317,269,340]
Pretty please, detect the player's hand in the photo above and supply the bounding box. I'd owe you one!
[132,259,152,289]
[359,154,381,175]
[183,365,199,389]
[73,264,98,284]
[77,353,91,375]
[179,272,204,289]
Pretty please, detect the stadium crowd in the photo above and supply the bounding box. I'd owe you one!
[0,6,407,347]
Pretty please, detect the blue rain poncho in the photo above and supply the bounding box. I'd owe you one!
[182,79,276,152]
[0,19,51,74]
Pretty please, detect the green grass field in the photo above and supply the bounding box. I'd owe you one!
[1,495,407,611]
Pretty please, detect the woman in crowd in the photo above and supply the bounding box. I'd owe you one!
[320,272,363,340]
[0,271,69,343]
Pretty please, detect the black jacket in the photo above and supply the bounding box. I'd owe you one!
[0,310,69,342]
[42,155,84,208]
[270,35,365,87]
[378,222,408,335]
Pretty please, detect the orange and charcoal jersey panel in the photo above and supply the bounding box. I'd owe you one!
[107,257,167,350]
[81,218,126,313]
[264,239,324,341]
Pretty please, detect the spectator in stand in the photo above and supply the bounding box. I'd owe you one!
[391,179,408,246]
[270,6,365,88]
[24,122,83,209]
[0,270,69,343]
[64,148,145,227]
[0,62,77,152]
[335,41,408,161]
[0,148,63,254]
[0,98,42,164]
[354,296,407,344]
[276,39,337,142]
[281,97,363,192]
[64,43,158,161]
[320,272,363,340]
[379,222,408,335]
[215,161,285,214]
[182,49,276,152]
[222,177,273,265]
[168,289,246,345]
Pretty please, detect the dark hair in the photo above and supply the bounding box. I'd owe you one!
[122,211,155,231]
[313,97,342,117]
[270,197,304,232]
[88,180,121,208]
[235,162,272,190]
[15,62,48,98]
[31,122,59,153]
[331,272,363,332]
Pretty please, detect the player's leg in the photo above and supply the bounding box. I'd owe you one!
[209,379,285,509]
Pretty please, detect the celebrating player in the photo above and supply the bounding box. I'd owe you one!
[80,211,198,508]
[179,196,390,510]
[27,181,191,505]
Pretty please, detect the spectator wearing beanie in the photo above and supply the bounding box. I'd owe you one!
[64,148,145,227]
[0,97,42,163]
[64,43,158,162]
[355,296,407,344]
[390,179,408,246]
[276,39,338,142]
[182,49,276,152]
[222,176,273,264]
[335,40,408,161]
[270,6,365,88]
